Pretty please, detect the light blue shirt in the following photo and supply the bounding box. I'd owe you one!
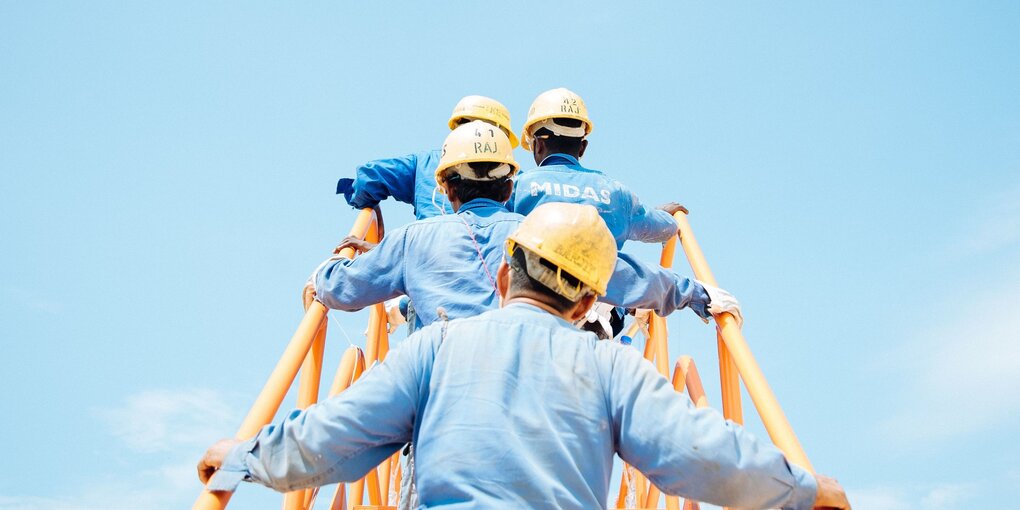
[209,304,817,510]
[510,154,678,248]
[336,149,453,220]
[314,199,711,329]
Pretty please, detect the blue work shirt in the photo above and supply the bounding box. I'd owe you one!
[209,304,818,510]
[336,149,453,220]
[314,199,711,329]
[510,154,678,248]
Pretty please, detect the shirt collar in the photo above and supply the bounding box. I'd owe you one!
[502,302,576,328]
[539,153,581,167]
[457,198,507,214]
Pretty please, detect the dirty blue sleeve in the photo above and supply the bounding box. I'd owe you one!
[602,345,818,510]
[207,329,441,492]
[623,189,678,243]
[602,252,711,318]
[337,154,419,209]
[314,227,408,311]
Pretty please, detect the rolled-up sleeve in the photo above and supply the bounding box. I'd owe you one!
[602,346,817,510]
[624,190,677,243]
[603,252,710,318]
[339,154,419,209]
[315,227,409,311]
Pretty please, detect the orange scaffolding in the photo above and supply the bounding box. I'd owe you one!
[192,208,813,510]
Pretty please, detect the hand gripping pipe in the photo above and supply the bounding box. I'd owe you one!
[672,211,814,473]
[192,208,379,510]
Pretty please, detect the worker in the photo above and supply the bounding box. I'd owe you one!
[510,87,684,249]
[198,202,851,510]
[336,95,519,220]
[510,87,728,336]
[310,121,740,331]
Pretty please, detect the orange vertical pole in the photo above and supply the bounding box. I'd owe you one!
[375,306,393,504]
[678,357,708,409]
[643,232,682,510]
[283,297,329,510]
[717,332,743,424]
[646,484,662,509]
[324,347,366,510]
[650,314,670,377]
[635,473,647,508]
[673,212,813,472]
[664,361,689,510]
[616,466,629,508]
[680,357,709,510]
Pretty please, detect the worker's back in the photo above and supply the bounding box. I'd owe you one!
[510,154,676,249]
[413,303,812,509]
[415,303,615,508]
[315,198,521,328]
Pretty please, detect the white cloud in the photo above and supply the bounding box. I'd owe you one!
[880,182,1020,444]
[849,483,976,510]
[920,483,974,510]
[942,183,1020,260]
[880,268,1020,442]
[848,486,909,510]
[0,388,247,510]
[97,388,237,453]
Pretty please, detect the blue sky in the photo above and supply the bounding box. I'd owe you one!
[1,2,1018,509]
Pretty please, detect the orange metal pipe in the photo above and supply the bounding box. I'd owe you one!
[616,466,629,508]
[284,317,327,510]
[338,208,378,260]
[667,357,687,510]
[651,314,670,377]
[192,302,328,510]
[327,347,366,510]
[678,357,708,409]
[717,332,743,424]
[673,212,813,472]
[347,479,364,510]
[646,484,661,509]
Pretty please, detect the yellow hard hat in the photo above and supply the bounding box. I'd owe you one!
[520,88,594,151]
[435,120,520,192]
[448,95,520,149]
[506,202,617,299]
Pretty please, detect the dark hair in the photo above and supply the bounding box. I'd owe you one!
[507,247,581,313]
[534,118,583,156]
[445,161,513,203]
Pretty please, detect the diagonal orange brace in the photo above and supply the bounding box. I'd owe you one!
[673,211,813,472]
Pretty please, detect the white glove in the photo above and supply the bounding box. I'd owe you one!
[701,282,743,328]
[384,296,408,332]
[576,302,615,339]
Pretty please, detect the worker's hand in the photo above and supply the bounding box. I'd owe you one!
[334,236,376,255]
[813,474,851,509]
[700,282,743,328]
[657,202,689,216]
[197,438,243,485]
[302,280,317,307]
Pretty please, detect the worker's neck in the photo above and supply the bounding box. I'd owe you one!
[502,295,574,321]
